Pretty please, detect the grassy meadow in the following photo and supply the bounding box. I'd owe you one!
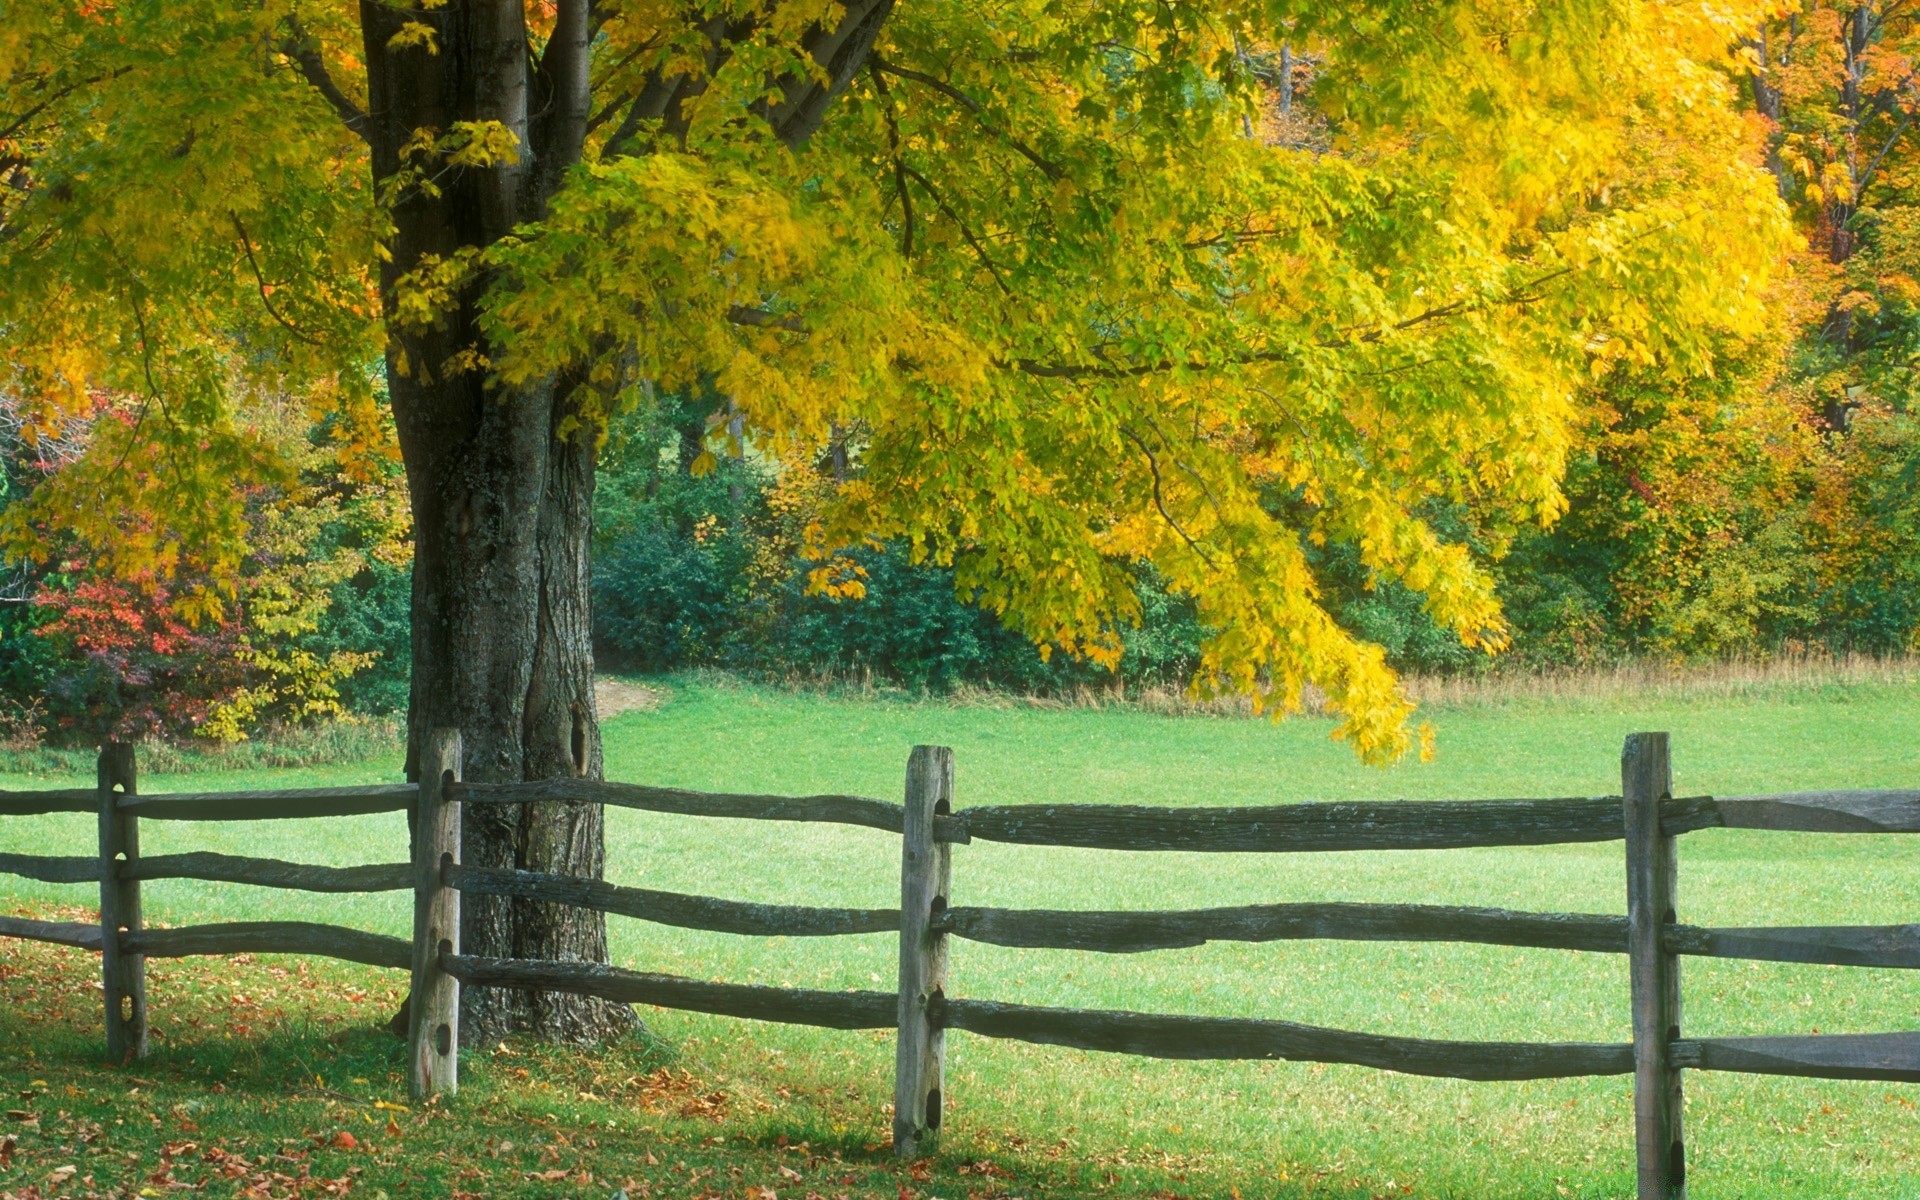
[3,672,1919,1198]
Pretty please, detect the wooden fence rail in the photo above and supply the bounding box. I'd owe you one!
[1,731,1914,1199]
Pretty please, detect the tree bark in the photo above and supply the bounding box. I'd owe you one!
[361,0,629,1046]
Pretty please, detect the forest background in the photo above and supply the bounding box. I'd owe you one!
[4,1,1920,751]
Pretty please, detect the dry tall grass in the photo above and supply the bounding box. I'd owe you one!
[962,651,1920,718]
[1398,651,1920,710]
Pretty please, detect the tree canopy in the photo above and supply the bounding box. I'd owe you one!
[1,0,1791,761]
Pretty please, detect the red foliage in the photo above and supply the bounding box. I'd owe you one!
[33,569,251,742]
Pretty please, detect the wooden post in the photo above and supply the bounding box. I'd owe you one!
[97,742,145,1062]
[409,729,462,1099]
[1624,732,1684,1199]
[894,745,953,1157]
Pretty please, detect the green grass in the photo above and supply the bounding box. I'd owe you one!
[4,674,1919,1198]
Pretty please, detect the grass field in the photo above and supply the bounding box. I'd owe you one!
[3,673,1919,1198]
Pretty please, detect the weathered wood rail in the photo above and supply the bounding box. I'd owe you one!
[1,733,1914,1198]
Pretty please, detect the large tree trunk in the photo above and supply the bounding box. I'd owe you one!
[361,0,630,1046]
[350,0,893,1044]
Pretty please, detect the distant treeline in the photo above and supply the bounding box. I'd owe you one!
[2,367,1914,749]
[589,384,1920,692]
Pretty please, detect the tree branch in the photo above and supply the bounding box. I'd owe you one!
[281,17,370,144]
[899,162,1014,297]
[1117,425,1217,566]
[533,0,593,195]
[230,212,325,346]
[870,57,1064,180]
[762,0,897,146]
[870,65,916,258]
[0,67,132,147]
[1856,105,1915,201]
[1012,348,1291,379]
[1010,257,1585,379]
[725,304,806,332]
[605,14,743,158]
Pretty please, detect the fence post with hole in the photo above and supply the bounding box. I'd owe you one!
[895,744,953,1157]
[1624,731,1684,1199]
[97,741,144,1062]
[409,728,462,1098]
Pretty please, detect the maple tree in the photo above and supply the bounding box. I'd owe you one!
[1,0,1790,1040]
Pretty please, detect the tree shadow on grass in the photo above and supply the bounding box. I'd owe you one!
[0,931,1553,1199]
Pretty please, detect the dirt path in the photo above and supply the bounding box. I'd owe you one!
[593,677,663,719]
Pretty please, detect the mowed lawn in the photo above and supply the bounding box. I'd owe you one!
[3,675,1919,1198]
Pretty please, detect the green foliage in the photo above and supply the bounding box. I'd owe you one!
[0,592,66,721]
[1814,405,1920,650]
[303,560,413,716]
[594,521,748,674]
[773,548,1210,693]
[590,401,1206,693]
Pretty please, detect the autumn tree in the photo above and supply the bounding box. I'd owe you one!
[1736,2,1920,650]
[0,0,1789,1042]
[1747,2,1920,400]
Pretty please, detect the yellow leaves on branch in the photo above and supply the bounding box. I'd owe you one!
[0,0,1799,761]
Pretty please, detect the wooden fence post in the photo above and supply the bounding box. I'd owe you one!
[97,742,145,1063]
[895,745,953,1157]
[1624,731,1684,1199]
[409,729,462,1099]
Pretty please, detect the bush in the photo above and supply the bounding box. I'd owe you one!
[594,519,748,672]
[305,561,413,715]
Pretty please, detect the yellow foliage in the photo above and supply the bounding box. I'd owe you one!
[0,0,1795,761]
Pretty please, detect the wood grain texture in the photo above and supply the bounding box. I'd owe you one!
[445,863,898,936]
[0,788,95,816]
[1707,790,1920,834]
[940,997,1634,1080]
[955,796,1717,853]
[1673,1032,1920,1082]
[123,921,410,969]
[117,784,417,821]
[0,853,98,884]
[441,955,897,1030]
[939,902,1630,954]
[409,729,461,1099]
[1624,732,1684,1200]
[895,746,953,1157]
[97,743,145,1063]
[127,853,411,893]
[0,915,104,949]
[451,778,971,843]
[1670,924,1920,969]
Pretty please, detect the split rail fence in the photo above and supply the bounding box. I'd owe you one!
[2,730,1917,1199]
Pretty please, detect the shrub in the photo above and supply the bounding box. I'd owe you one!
[305,560,413,715]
